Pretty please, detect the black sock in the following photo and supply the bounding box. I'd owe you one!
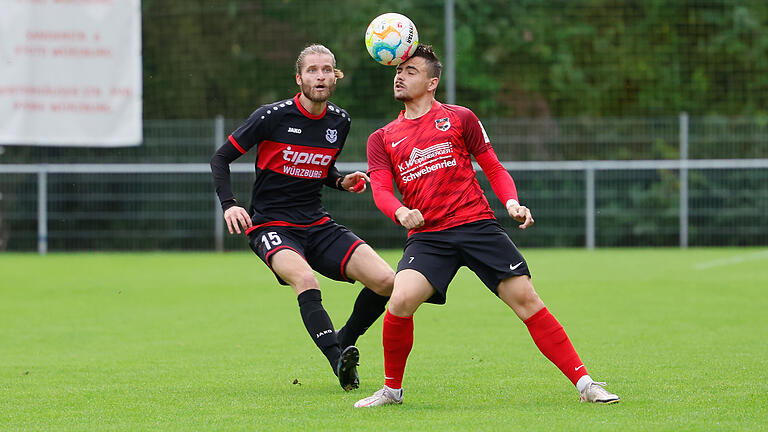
[338,287,390,349]
[297,289,341,373]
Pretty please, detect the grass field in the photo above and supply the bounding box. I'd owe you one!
[1,248,767,431]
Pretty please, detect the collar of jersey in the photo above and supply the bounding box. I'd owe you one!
[294,93,327,120]
[398,100,441,121]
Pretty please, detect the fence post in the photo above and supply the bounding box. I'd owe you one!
[585,162,595,249]
[679,112,689,248]
[444,0,456,105]
[38,167,47,255]
[214,115,225,252]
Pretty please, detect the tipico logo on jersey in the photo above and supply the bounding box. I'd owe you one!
[325,129,337,143]
[282,146,333,167]
[256,142,337,180]
[397,141,457,183]
[435,117,451,131]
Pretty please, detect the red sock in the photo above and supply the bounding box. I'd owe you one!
[524,307,588,386]
[383,310,413,389]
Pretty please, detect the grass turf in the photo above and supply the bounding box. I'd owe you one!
[1,248,767,431]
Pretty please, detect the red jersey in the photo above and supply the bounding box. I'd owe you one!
[367,101,497,234]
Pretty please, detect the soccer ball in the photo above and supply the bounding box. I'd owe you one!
[364,13,419,66]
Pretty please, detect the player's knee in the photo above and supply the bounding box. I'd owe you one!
[387,294,408,315]
[368,270,395,296]
[519,287,542,308]
[500,276,540,307]
[388,288,418,316]
[291,272,320,292]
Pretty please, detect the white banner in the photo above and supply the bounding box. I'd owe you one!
[0,0,142,146]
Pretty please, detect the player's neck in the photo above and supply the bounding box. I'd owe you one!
[298,93,327,116]
[403,96,435,119]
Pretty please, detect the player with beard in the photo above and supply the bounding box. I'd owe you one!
[210,44,394,392]
[354,44,620,407]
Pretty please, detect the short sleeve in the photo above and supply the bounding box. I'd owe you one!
[230,105,272,153]
[336,114,352,154]
[458,107,492,156]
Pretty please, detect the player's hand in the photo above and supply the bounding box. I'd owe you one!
[223,206,252,234]
[341,171,371,193]
[395,207,424,229]
[507,202,534,229]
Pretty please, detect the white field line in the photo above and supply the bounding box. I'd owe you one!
[694,250,768,270]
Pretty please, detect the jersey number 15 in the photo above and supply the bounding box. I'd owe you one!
[261,232,282,250]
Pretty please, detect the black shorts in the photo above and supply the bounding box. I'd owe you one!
[396,219,530,305]
[248,218,365,285]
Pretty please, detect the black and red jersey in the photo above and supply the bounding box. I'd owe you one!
[211,93,351,228]
[367,101,497,234]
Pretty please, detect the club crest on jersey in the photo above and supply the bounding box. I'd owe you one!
[435,117,451,131]
[325,129,338,143]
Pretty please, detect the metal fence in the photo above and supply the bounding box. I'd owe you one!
[2,159,768,253]
[1,115,767,252]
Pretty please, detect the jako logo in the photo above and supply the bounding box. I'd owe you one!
[288,127,302,134]
[315,329,333,338]
[282,146,332,166]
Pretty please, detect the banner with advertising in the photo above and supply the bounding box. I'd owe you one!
[0,0,142,146]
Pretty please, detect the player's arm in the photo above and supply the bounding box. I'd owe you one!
[210,137,252,234]
[475,148,533,229]
[340,170,370,193]
[324,164,344,190]
[370,170,424,229]
[459,106,533,229]
[323,119,369,193]
[210,108,268,234]
[324,164,370,193]
[366,129,423,228]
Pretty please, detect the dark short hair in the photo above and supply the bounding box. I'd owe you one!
[410,44,442,79]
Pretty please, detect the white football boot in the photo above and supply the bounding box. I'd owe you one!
[353,386,403,407]
[580,381,620,404]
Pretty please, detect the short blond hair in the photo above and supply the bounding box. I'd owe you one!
[296,44,344,79]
